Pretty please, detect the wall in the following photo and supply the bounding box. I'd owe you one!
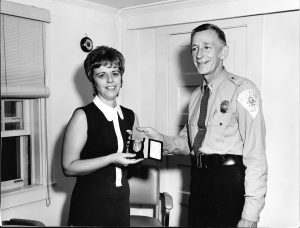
[119,0,299,227]
[260,11,299,227]
[1,0,118,226]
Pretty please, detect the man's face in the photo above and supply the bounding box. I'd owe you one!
[191,29,226,80]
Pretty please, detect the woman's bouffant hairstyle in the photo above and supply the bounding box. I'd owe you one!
[190,23,227,47]
[84,46,125,83]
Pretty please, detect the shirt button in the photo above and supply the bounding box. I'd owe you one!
[220,123,223,126]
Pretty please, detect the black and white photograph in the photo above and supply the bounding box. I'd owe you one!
[0,0,299,227]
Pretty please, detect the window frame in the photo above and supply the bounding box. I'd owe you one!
[1,99,30,190]
[1,135,29,190]
[1,98,47,193]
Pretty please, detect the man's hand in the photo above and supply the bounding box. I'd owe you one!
[237,219,257,228]
[136,127,163,141]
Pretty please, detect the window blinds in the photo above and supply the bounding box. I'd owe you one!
[1,1,50,98]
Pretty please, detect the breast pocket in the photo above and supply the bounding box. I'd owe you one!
[207,111,237,142]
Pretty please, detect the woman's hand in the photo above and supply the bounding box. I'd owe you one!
[110,153,143,167]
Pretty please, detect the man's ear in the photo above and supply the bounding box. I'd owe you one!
[219,45,229,60]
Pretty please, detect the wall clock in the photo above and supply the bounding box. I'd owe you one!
[80,36,93,52]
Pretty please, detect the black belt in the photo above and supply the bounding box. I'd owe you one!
[192,153,243,169]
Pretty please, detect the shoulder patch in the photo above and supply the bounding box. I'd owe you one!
[237,89,259,119]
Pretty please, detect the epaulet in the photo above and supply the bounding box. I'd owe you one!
[227,74,249,87]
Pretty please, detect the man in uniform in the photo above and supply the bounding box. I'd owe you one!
[138,23,267,227]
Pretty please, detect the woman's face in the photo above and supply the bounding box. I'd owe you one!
[92,64,122,106]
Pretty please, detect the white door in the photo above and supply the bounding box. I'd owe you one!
[156,17,263,226]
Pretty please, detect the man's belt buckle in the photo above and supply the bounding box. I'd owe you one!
[195,154,239,169]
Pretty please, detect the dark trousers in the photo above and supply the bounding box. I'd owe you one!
[188,164,245,227]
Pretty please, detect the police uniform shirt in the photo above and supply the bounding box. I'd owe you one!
[162,68,267,222]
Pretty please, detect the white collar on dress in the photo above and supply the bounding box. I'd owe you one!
[93,95,124,121]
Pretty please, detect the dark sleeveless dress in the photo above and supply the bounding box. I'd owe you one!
[67,102,134,226]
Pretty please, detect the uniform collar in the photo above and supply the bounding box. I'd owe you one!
[93,95,124,121]
[204,67,228,93]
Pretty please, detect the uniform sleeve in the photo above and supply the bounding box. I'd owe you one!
[161,88,200,156]
[237,83,268,222]
[162,124,191,155]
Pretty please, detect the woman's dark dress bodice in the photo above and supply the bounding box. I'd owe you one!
[68,102,134,226]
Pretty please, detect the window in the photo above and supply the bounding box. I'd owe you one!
[1,98,48,193]
[1,100,29,190]
[0,0,50,204]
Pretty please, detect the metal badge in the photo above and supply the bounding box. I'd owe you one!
[128,139,144,159]
[220,100,230,113]
[133,140,142,152]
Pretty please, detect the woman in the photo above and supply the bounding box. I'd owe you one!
[62,46,142,226]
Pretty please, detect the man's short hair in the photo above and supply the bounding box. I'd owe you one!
[190,23,227,46]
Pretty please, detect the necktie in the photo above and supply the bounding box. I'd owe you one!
[193,84,210,167]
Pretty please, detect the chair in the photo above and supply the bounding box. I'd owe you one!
[2,218,45,226]
[128,165,173,227]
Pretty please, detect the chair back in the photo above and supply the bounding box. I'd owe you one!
[128,165,159,206]
[128,165,173,227]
